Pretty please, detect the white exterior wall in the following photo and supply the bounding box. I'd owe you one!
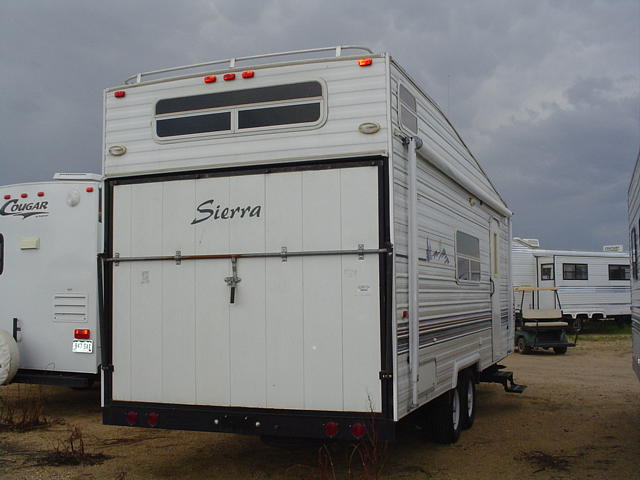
[0,178,102,375]
[628,153,640,381]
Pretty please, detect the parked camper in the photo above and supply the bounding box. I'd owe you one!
[100,46,523,443]
[0,174,102,387]
[512,238,631,329]
[629,152,640,382]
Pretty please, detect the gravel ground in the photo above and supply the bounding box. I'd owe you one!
[1,334,638,480]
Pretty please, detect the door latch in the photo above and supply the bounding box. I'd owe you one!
[224,257,242,304]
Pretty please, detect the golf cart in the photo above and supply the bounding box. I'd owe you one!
[514,287,577,355]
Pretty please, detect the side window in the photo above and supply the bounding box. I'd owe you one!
[563,263,588,280]
[0,234,4,276]
[632,227,638,280]
[608,264,630,281]
[456,231,481,282]
[399,84,418,134]
[541,263,554,281]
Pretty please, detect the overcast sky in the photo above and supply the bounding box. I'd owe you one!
[0,0,638,251]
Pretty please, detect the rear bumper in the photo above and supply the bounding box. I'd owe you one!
[103,402,395,441]
[13,369,97,388]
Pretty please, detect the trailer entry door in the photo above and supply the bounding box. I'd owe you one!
[109,164,383,413]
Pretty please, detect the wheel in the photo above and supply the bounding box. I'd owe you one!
[430,387,463,444]
[459,372,476,430]
[517,337,530,354]
[553,346,567,355]
[572,317,583,331]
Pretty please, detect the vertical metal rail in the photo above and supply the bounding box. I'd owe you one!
[408,137,419,408]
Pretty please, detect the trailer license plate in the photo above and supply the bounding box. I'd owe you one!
[72,340,93,354]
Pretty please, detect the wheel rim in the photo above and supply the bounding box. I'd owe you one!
[466,378,474,417]
[452,389,461,430]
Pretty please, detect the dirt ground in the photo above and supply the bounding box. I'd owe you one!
[1,333,638,480]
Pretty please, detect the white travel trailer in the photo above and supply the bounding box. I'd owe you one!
[100,46,522,443]
[0,174,102,387]
[629,152,640,382]
[512,238,631,328]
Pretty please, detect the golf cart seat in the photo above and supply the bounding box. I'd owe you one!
[522,309,563,320]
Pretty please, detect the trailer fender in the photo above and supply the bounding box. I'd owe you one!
[451,353,480,389]
[0,329,20,386]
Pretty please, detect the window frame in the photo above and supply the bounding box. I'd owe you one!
[608,264,630,281]
[398,83,418,134]
[540,263,554,281]
[562,263,588,280]
[152,80,327,143]
[455,230,481,284]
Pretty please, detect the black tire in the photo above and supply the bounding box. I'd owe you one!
[430,387,463,444]
[553,346,567,355]
[517,337,530,354]
[572,317,583,331]
[459,372,476,430]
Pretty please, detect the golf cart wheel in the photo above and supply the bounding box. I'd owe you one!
[553,346,567,355]
[430,387,463,444]
[517,337,530,354]
[460,371,476,430]
[572,317,583,331]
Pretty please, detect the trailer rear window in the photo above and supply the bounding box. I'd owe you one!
[608,264,630,281]
[562,263,588,280]
[541,263,554,280]
[399,84,418,134]
[456,231,480,282]
[155,81,324,139]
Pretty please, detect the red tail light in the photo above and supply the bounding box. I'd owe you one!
[114,91,126,98]
[358,58,373,67]
[74,329,90,339]
[86,187,94,193]
[3,195,10,200]
[204,75,217,83]
[126,411,138,426]
[242,70,255,79]
[402,310,409,318]
[21,193,28,198]
[323,422,340,437]
[37,192,45,197]
[147,412,159,427]
[223,73,236,81]
[351,423,366,439]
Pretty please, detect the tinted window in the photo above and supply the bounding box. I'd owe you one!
[541,263,554,280]
[156,112,231,137]
[156,82,323,115]
[609,264,630,281]
[0,234,3,276]
[456,231,481,282]
[563,263,588,280]
[238,103,320,129]
[632,227,638,280]
[399,84,418,133]
[457,231,480,258]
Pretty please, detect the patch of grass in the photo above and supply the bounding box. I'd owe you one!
[39,425,111,466]
[0,384,49,432]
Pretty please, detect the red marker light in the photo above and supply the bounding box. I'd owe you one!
[21,193,28,198]
[358,58,373,67]
[323,422,340,437]
[3,195,10,200]
[223,73,236,81]
[402,310,409,318]
[242,70,254,79]
[86,187,94,193]
[114,91,126,98]
[147,412,159,427]
[74,329,90,339]
[126,411,138,426]
[37,192,45,197]
[204,75,217,83]
[351,423,366,439]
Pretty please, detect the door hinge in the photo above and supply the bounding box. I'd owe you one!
[101,364,114,373]
[379,370,393,380]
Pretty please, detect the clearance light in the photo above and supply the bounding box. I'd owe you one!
[37,192,45,197]
[204,75,217,83]
[147,412,159,427]
[21,193,28,198]
[126,411,138,426]
[323,422,340,437]
[402,311,409,318]
[242,70,255,79]
[74,329,90,339]
[3,195,10,200]
[223,73,236,81]
[358,58,373,67]
[351,423,366,439]
[114,91,126,98]
[86,187,94,193]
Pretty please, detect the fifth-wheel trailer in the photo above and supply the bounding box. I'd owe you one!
[100,46,523,443]
[0,174,102,387]
[629,152,640,382]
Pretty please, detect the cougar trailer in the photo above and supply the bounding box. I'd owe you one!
[100,46,522,442]
[0,174,102,387]
[629,153,640,381]
[512,238,631,328]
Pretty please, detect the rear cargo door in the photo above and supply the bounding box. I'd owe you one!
[110,163,383,413]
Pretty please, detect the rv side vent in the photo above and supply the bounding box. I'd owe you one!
[53,294,88,323]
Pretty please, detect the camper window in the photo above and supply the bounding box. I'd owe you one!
[0,233,3,275]
[632,227,638,280]
[608,264,630,281]
[562,263,588,280]
[456,231,481,282]
[155,81,324,139]
[399,84,418,133]
[541,263,554,280]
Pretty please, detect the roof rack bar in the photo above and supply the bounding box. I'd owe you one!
[124,45,374,84]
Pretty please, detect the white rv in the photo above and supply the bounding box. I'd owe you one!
[512,238,631,328]
[629,152,640,382]
[100,46,522,443]
[0,174,102,387]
